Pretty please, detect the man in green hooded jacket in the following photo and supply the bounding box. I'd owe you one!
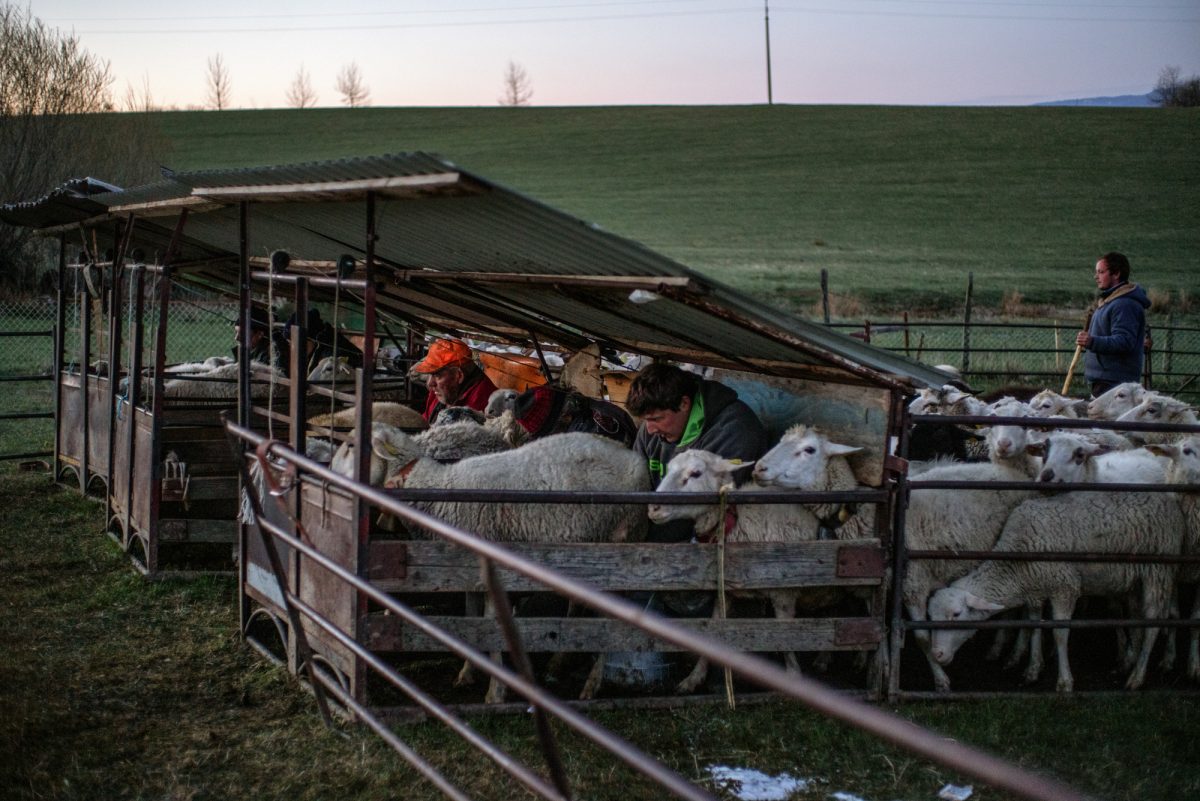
[628,362,768,543]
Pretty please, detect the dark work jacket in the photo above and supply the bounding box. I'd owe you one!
[634,378,768,543]
[1084,282,1150,385]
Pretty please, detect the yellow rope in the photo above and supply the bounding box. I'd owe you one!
[716,485,735,709]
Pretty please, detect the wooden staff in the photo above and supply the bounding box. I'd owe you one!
[1062,308,1095,394]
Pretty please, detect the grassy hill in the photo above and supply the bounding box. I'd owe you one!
[137,105,1199,315]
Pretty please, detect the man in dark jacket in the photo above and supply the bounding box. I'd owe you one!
[1075,252,1150,397]
[628,362,768,543]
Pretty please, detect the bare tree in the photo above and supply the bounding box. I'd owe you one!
[206,53,232,110]
[286,63,318,109]
[122,73,157,112]
[1154,64,1200,107]
[0,3,166,289]
[335,62,370,108]
[499,60,533,107]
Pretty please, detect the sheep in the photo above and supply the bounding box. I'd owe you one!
[1087,382,1151,420]
[485,388,519,419]
[907,386,988,463]
[329,419,510,483]
[372,428,650,702]
[307,355,355,385]
[484,408,530,448]
[648,449,834,694]
[412,421,512,462]
[434,405,486,425]
[1027,389,1088,419]
[751,424,873,539]
[155,360,283,399]
[927,486,1185,692]
[1115,394,1199,445]
[984,398,1041,478]
[307,401,428,433]
[899,458,1039,690]
[1146,436,1200,680]
[1033,431,1168,485]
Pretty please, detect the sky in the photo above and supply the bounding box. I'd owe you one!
[24,0,1200,109]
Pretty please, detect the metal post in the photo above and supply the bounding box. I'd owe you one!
[962,272,974,375]
[79,274,91,495]
[764,0,773,105]
[820,268,830,325]
[52,235,65,483]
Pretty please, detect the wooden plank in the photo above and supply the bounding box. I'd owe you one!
[363,614,882,654]
[369,539,884,592]
[158,518,236,543]
[161,475,238,501]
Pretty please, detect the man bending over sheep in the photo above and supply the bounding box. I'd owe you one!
[628,362,768,544]
[410,338,498,425]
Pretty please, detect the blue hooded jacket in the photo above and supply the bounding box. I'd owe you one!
[1083,282,1150,385]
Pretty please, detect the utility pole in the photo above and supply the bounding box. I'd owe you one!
[764,0,774,105]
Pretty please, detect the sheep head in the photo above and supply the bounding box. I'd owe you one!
[752,424,862,489]
[484,388,519,419]
[928,585,1005,665]
[1087,382,1146,420]
[308,355,353,384]
[647,450,741,531]
[1147,436,1200,486]
[1035,432,1110,483]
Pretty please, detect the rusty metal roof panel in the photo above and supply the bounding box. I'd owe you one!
[0,177,120,228]
[0,153,955,389]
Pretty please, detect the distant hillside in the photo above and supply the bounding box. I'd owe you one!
[115,106,1200,314]
[1037,93,1157,107]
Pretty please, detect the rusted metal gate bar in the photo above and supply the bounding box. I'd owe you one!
[228,421,1094,801]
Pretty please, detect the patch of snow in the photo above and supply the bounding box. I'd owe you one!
[706,766,810,801]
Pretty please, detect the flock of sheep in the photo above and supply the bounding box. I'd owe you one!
[908,380,1200,692]
[237,345,1200,698]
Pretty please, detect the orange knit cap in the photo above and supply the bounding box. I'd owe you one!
[411,338,473,374]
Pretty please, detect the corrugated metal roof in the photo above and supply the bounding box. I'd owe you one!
[0,177,120,228]
[0,152,955,390]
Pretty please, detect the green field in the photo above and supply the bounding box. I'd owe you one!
[121,105,1200,315]
[2,471,1197,801]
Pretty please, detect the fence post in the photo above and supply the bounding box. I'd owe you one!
[903,311,910,356]
[820,268,830,325]
[961,272,973,374]
[1166,314,1174,378]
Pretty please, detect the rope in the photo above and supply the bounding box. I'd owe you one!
[716,485,735,709]
[266,268,276,440]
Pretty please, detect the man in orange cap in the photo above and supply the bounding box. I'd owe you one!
[411,338,498,424]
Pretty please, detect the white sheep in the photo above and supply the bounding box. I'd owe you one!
[484,388,519,419]
[372,428,650,702]
[1146,436,1200,680]
[1115,394,1199,445]
[329,419,511,483]
[900,458,1039,691]
[156,360,283,399]
[1033,431,1167,485]
[984,398,1041,478]
[648,449,832,693]
[927,486,1185,692]
[433,405,487,425]
[751,424,872,539]
[307,401,428,433]
[1027,389,1088,419]
[1087,382,1151,420]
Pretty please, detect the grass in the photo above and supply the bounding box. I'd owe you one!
[1,469,1198,801]
[105,104,1200,315]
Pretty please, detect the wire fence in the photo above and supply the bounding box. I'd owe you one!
[830,318,1200,402]
[2,291,1197,466]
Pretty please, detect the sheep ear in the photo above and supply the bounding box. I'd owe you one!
[964,592,1004,612]
[826,442,864,457]
[371,428,404,459]
[1145,443,1179,459]
[720,457,754,474]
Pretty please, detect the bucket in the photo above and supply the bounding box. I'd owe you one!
[602,650,669,688]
